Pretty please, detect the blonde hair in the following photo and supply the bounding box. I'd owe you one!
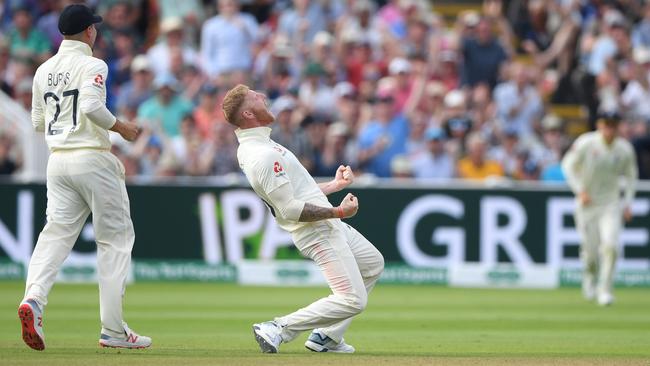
[221,84,250,125]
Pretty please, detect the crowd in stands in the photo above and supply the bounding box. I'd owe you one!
[2,0,650,181]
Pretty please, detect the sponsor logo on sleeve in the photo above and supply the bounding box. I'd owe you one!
[93,74,104,88]
[273,161,285,177]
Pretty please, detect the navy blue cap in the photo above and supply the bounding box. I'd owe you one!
[58,4,102,35]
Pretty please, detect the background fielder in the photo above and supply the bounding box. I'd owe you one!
[18,4,151,350]
[561,113,637,306]
[222,84,384,354]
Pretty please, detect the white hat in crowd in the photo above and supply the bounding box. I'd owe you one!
[270,96,296,116]
[633,47,650,64]
[160,17,183,33]
[444,89,466,108]
[131,54,151,73]
[388,57,411,75]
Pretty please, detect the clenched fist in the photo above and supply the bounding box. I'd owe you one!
[337,193,359,219]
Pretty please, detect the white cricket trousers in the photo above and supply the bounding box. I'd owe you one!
[24,149,134,338]
[574,202,621,296]
[275,220,384,344]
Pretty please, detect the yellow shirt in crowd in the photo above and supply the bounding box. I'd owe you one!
[457,158,504,180]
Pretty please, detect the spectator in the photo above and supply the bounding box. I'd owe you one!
[620,47,650,122]
[441,90,473,158]
[98,2,141,49]
[193,84,223,140]
[298,62,336,116]
[494,62,544,139]
[157,0,203,29]
[278,0,329,52]
[36,0,65,50]
[535,114,568,169]
[199,122,240,176]
[108,29,137,89]
[460,17,509,89]
[171,114,200,167]
[415,81,446,125]
[314,121,354,177]
[390,154,414,178]
[116,55,154,120]
[488,126,520,178]
[302,114,329,172]
[409,127,454,180]
[254,34,297,97]
[270,96,314,169]
[513,149,540,181]
[201,0,259,85]
[147,17,200,78]
[457,132,504,180]
[336,0,380,50]
[342,31,376,89]
[0,134,18,175]
[137,73,194,137]
[431,50,461,91]
[332,81,361,132]
[357,92,409,177]
[405,111,428,156]
[388,57,414,114]
[7,7,51,63]
[632,2,650,48]
[580,11,631,126]
[376,0,409,40]
[14,77,31,110]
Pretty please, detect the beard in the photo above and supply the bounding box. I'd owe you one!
[252,105,275,125]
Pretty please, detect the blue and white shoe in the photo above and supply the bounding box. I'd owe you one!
[252,321,282,353]
[305,329,355,353]
[18,299,45,351]
[99,322,152,349]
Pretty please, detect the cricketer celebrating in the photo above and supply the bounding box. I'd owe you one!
[562,113,637,306]
[18,4,151,350]
[221,85,384,353]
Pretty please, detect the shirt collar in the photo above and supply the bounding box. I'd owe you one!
[235,126,272,143]
[57,40,93,57]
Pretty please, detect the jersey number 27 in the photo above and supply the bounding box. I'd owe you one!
[44,89,79,135]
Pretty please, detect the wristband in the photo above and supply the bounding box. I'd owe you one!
[337,206,344,218]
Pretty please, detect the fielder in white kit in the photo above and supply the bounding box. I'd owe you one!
[562,113,637,306]
[221,85,384,353]
[18,4,151,350]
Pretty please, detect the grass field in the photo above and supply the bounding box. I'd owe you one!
[1,281,650,365]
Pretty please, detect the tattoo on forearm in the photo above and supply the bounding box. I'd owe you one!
[299,203,335,222]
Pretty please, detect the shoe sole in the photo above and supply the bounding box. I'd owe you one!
[18,304,44,351]
[99,340,151,349]
[252,325,278,353]
[305,340,327,352]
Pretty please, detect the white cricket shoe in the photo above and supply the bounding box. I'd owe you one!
[582,276,596,301]
[597,292,615,306]
[252,321,282,353]
[305,329,355,353]
[18,299,45,351]
[99,322,152,349]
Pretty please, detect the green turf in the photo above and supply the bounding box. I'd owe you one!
[1,281,650,365]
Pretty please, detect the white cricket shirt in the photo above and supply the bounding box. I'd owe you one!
[31,40,115,152]
[236,126,332,234]
[562,131,637,207]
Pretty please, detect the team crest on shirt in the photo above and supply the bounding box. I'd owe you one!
[273,161,285,177]
[93,74,104,87]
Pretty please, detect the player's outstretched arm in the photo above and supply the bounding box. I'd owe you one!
[318,165,355,195]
